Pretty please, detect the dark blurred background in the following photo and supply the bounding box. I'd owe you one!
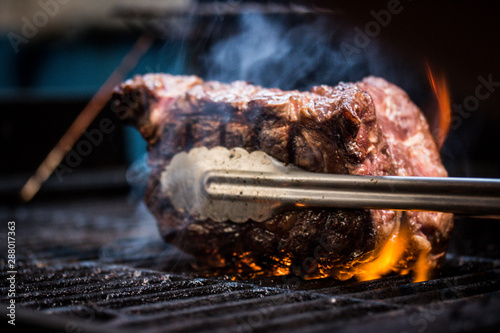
[1,0,499,255]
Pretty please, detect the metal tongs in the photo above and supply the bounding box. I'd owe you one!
[162,147,500,223]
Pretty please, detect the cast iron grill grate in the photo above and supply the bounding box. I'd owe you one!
[2,256,500,333]
[1,197,500,332]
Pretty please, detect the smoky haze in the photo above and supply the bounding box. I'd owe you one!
[199,13,426,99]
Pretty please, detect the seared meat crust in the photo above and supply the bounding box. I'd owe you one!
[113,74,453,278]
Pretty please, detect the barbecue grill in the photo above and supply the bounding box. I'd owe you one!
[2,1,500,332]
[2,197,500,332]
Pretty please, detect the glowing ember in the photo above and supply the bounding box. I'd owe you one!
[426,62,451,149]
[237,252,263,272]
[220,220,434,283]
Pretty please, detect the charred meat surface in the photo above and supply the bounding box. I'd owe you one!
[113,74,453,279]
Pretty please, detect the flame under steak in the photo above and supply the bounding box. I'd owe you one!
[113,74,453,279]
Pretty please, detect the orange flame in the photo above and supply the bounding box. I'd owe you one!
[413,248,432,282]
[426,62,451,149]
[355,225,411,281]
[353,222,432,283]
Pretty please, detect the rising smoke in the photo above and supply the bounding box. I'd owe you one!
[200,12,426,99]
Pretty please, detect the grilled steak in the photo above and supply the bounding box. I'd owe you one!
[113,74,453,279]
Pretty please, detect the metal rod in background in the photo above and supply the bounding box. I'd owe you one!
[19,34,154,203]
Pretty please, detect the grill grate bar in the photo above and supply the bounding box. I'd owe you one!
[10,275,171,302]
[118,287,283,315]
[1,269,180,294]
[288,292,500,333]
[0,261,174,283]
[14,278,221,309]
[337,269,500,302]
[44,287,284,320]
[388,277,500,305]
[133,296,396,333]
[94,282,256,309]
[229,302,399,333]
[0,262,112,282]
[112,292,326,328]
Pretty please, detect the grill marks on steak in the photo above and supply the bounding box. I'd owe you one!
[114,74,203,145]
[113,74,453,279]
